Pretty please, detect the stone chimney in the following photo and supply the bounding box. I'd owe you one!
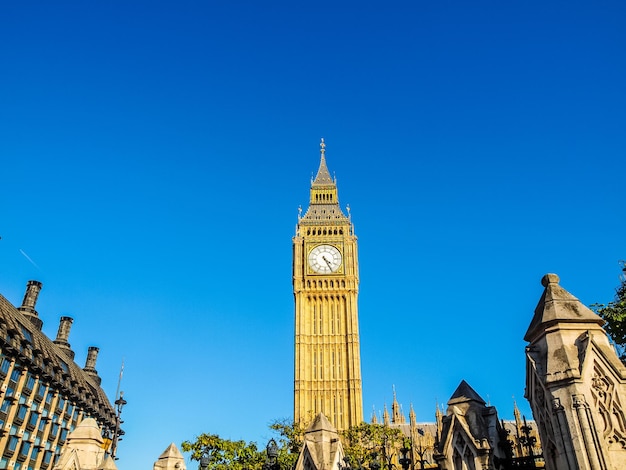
[84,346,101,385]
[18,280,44,330]
[53,316,75,360]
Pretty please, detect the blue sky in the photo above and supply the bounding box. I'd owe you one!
[1,1,625,468]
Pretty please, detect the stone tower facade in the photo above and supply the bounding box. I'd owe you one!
[525,273,626,470]
[293,139,363,431]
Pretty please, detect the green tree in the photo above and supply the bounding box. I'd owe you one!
[593,263,626,363]
[181,433,264,470]
[182,420,304,470]
[268,418,305,469]
[341,423,406,469]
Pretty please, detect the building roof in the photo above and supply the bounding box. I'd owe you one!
[153,443,186,470]
[312,142,334,186]
[306,412,338,433]
[524,273,605,342]
[300,141,349,225]
[447,380,486,406]
[0,290,116,427]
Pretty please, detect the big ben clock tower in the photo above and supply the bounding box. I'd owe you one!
[293,139,363,431]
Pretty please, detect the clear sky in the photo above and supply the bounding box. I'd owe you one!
[1,1,625,468]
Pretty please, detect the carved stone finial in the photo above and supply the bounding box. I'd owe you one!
[541,273,560,287]
[320,138,325,156]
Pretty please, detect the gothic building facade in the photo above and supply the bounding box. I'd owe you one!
[293,139,363,431]
[0,280,119,470]
[525,273,626,469]
[372,387,542,470]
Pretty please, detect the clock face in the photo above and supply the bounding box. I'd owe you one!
[308,245,342,274]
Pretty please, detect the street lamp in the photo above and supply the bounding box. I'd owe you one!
[199,452,210,470]
[264,438,280,470]
[110,391,127,460]
[369,456,381,470]
[398,447,411,470]
[338,455,352,470]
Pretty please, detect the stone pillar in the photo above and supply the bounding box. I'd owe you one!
[572,394,606,470]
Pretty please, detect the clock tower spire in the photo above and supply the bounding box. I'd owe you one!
[293,139,363,431]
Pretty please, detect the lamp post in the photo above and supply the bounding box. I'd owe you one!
[110,391,127,460]
[369,454,381,470]
[264,438,280,470]
[398,447,411,470]
[199,452,210,470]
[338,455,352,470]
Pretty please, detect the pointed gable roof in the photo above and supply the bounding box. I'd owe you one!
[437,381,500,457]
[153,443,186,470]
[306,412,337,433]
[447,380,486,406]
[524,273,604,342]
[66,417,104,445]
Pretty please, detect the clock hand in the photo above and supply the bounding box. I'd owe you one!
[322,255,333,269]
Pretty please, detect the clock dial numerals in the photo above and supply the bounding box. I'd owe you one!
[308,245,342,274]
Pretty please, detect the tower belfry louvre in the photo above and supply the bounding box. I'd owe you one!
[292,139,363,431]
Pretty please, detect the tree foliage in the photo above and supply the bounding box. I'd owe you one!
[268,418,305,469]
[593,263,626,363]
[181,433,264,470]
[182,419,304,470]
[341,422,407,469]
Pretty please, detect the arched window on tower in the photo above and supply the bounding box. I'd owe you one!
[338,350,342,376]
[318,303,323,333]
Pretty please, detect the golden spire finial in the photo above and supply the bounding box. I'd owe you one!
[320,138,325,157]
